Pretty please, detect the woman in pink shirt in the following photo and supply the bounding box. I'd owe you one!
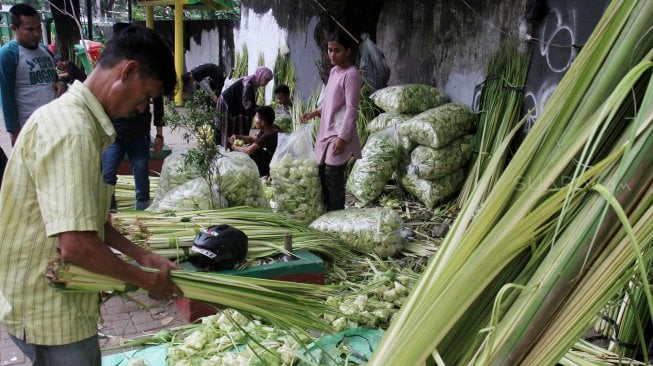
[301,31,363,211]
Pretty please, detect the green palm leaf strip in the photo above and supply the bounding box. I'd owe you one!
[368,0,653,364]
[46,257,337,333]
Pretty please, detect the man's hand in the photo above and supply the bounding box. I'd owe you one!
[137,252,183,301]
[141,265,184,301]
[61,228,183,302]
[53,81,67,97]
[153,135,164,154]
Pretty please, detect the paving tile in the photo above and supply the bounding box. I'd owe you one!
[0,344,29,365]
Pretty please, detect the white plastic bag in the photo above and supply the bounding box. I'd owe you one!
[309,207,404,257]
[269,126,323,222]
[346,128,401,205]
[359,33,390,92]
[148,177,227,212]
[214,151,269,208]
[152,148,202,206]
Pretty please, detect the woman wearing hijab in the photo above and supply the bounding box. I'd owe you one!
[215,66,273,147]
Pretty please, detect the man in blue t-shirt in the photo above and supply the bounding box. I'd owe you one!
[0,4,66,145]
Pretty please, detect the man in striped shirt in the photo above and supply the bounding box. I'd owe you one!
[0,25,182,365]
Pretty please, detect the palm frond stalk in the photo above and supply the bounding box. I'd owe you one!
[368,1,653,364]
[457,41,530,207]
[45,257,336,333]
[111,207,356,261]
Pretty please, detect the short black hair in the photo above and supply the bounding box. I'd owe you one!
[98,24,177,96]
[327,30,356,51]
[274,84,290,95]
[9,4,38,27]
[112,22,131,35]
[255,105,275,126]
[181,72,192,86]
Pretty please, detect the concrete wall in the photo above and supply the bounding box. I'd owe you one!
[171,0,609,113]
[521,0,609,133]
[238,0,533,106]
[234,1,321,103]
[376,0,528,105]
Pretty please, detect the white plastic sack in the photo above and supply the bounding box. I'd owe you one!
[400,166,465,208]
[310,207,404,257]
[346,128,401,205]
[410,135,475,179]
[152,148,202,206]
[214,151,269,208]
[366,113,412,134]
[370,84,448,114]
[148,177,227,212]
[397,103,476,149]
[269,126,323,222]
[359,33,390,92]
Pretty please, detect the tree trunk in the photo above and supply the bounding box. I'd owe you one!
[95,0,103,20]
[49,0,83,60]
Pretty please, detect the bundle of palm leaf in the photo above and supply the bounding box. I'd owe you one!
[110,207,356,261]
[114,175,160,211]
[369,1,653,364]
[46,256,336,334]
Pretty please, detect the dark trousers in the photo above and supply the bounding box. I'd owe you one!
[101,135,152,210]
[318,163,347,212]
[0,147,7,189]
[9,333,101,366]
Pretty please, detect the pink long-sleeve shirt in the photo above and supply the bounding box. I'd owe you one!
[314,64,363,166]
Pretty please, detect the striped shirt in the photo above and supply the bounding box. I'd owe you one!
[0,81,116,345]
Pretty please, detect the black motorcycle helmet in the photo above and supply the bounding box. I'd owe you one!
[188,224,248,271]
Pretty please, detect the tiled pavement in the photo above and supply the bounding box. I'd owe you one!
[0,294,190,365]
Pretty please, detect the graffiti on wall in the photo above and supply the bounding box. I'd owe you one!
[521,0,609,134]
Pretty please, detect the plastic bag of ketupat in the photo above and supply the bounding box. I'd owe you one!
[148,177,227,212]
[410,134,475,180]
[214,150,269,208]
[310,207,404,258]
[274,113,293,133]
[269,126,324,222]
[397,103,476,149]
[346,128,401,205]
[366,112,413,134]
[151,148,202,206]
[370,84,448,114]
[400,166,466,209]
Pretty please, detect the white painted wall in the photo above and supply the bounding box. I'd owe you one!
[184,28,222,72]
[234,8,288,104]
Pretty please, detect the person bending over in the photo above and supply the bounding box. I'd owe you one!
[229,105,281,177]
[0,24,182,366]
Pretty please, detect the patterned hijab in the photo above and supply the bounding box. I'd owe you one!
[243,66,273,87]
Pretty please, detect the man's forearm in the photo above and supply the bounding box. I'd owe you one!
[104,221,152,263]
[58,229,157,291]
